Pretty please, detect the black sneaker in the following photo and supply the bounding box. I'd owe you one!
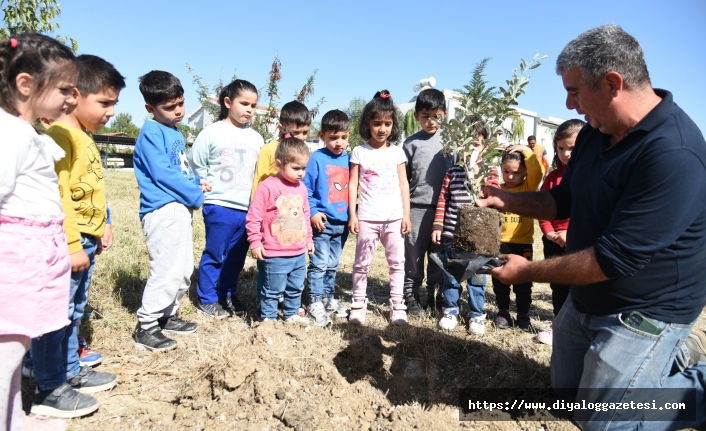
[31,383,99,418]
[517,314,534,333]
[494,310,513,329]
[67,365,118,393]
[404,294,424,318]
[196,301,230,319]
[158,315,198,334]
[220,296,248,316]
[134,326,177,352]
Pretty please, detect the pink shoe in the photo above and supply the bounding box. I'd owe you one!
[536,326,553,345]
[389,300,408,326]
[348,299,367,325]
[22,414,67,431]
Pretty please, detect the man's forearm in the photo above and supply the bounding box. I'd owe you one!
[504,190,558,221]
[523,247,608,285]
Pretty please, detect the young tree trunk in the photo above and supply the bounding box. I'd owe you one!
[452,205,503,255]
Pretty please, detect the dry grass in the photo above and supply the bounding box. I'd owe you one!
[30,169,704,431]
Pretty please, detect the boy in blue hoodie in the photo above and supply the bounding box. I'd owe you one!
[302,110,350,326]
[133,71,211,351]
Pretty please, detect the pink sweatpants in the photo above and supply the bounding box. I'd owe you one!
[352,219,405,304]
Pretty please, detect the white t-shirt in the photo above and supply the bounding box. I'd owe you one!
[0,108,64,220]
[190,120,264,211]
[350,143,407,221]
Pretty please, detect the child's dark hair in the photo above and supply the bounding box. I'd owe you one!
[218,79,258,121]
[359,90,400,143]
[275,136,310,165]
[501,147,526,167]
[139,70,183,106]
[280,101,311,127]
[552,119,585,168]
[320,109,349,133]
[0,33,77,116]
[527,135,537,143]
[415,88,446,113]
[76,55,125,96]
[468,114,489,139]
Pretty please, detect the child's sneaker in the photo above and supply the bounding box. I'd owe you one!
[536,326,553,345]
[196,301,230,319]
[134,326,178,352]
[685,329,706,366]
[389,300,408,326]
[438,312,458,331]
[468,315,486,335]
[403,292,423,318]
[78,335,102,367]
[158,315,198,334]
[67,365,117,393]
[31,383,99,419]
[307,302,332,327]
[324,297,349,318]
[220,296,248,316]
[517,313,534,332]
[22,350,34,378]
[285,314,310,325]
[494,310,512,329]
[348,299,367,325]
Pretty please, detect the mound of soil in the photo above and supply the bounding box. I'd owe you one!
[452,206,503,255]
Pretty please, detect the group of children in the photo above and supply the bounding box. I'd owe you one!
[0,33,585,429]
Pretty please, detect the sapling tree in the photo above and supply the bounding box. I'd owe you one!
[439,55,546,204]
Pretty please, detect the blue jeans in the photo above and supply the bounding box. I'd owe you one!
[196,205,249,304]
[441,244,486,318]
[32,234,97,390]
[260,254,306,320]
[307,221,348,303]
[551,299,705,429]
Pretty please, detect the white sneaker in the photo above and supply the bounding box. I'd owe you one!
[438,314,458,330]
[468,315,486,335]
[324,297,349,318]
[307,302,332,327]
[536,326,553,345]
[389,300,408,326]
[285,314,310,325]
[348,299,367,325]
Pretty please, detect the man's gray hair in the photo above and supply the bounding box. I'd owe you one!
[556,24,650,91]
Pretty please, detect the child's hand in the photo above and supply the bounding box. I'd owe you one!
[200,179,212,192]
[348,216,359,235]
[251,247,266,261]
[311,213,327,231]
[555,230,567,247]
[506,144,529,153]
[100,224,114,254]
[431,230,442,245]
[307,243,315,255]
[70,249,90,272]
[401,217,412,235]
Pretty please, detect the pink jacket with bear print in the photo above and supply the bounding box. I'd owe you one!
[246,176,313,257]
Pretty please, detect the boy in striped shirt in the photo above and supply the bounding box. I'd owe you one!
[431,118,496,333]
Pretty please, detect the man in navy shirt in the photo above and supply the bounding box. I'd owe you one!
[479,24,705,429]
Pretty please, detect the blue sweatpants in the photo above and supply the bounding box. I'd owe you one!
[196,204,249,304]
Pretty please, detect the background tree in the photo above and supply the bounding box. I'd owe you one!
[404,108,420,138]
[345,97,366,151]
[439,54,546,201]
[97,112,140,138]
[508,115,525,144]
[0,0,78,51]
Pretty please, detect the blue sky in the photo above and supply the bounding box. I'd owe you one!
[49,0,706,133]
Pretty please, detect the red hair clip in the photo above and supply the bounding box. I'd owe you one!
[284,133,292,139]
[380,93,391,99]
[9,38,18,49]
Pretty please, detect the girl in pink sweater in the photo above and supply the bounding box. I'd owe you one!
[246,136,314,322]
[536,119,584,345]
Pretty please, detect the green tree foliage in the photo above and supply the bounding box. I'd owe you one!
[345,97,366,151]
[404,109,420,138]
[440,54,546,201]
[97,113,140,138]
[0,0,77,51]
[508,115,525,144]
[177,123,201,144]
